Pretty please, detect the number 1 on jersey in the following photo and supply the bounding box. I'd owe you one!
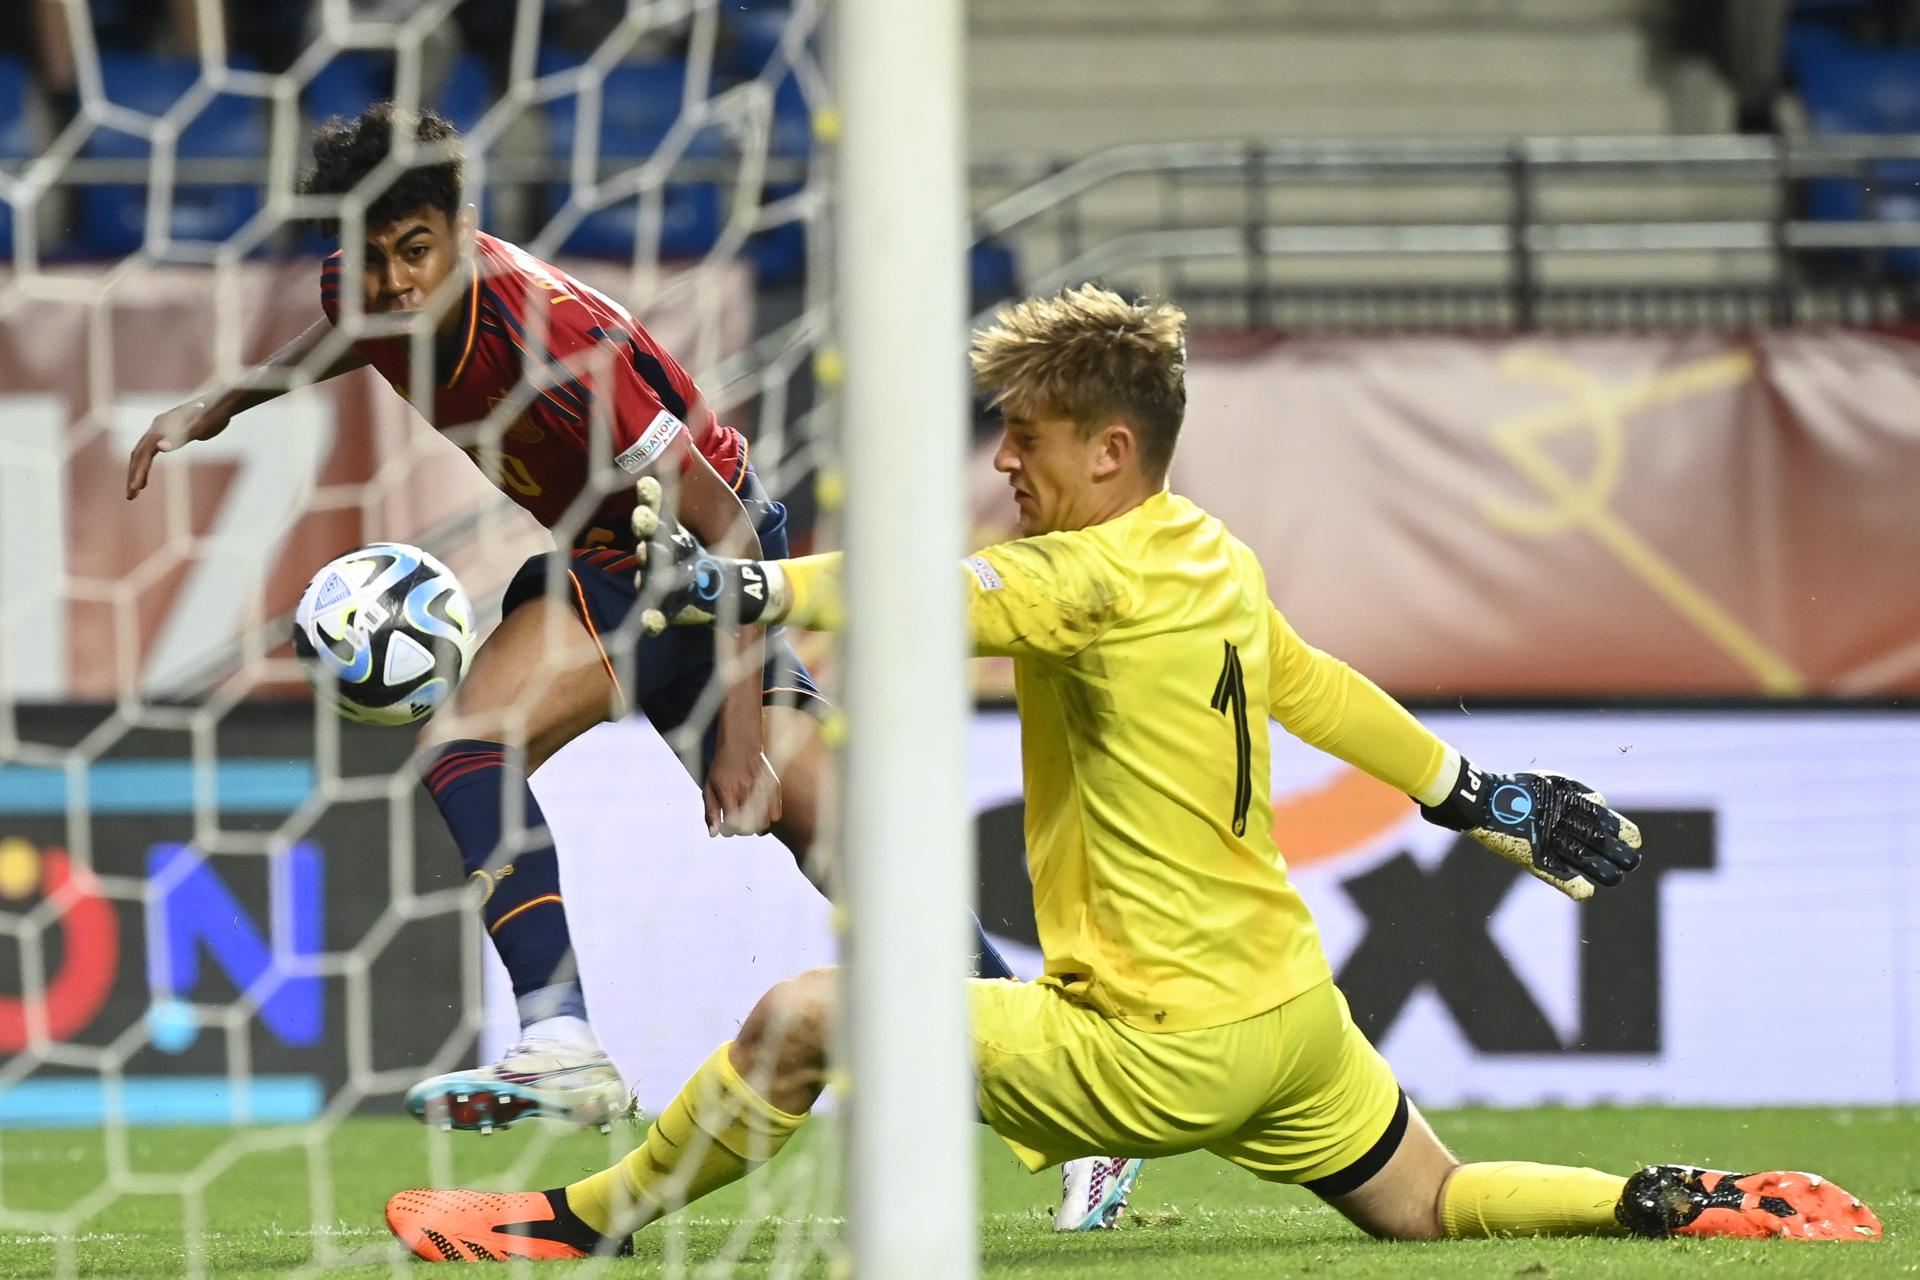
[1210,641,1252,837]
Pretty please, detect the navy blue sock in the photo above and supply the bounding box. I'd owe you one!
[971,914,1015,979]
[422,739,588,1026]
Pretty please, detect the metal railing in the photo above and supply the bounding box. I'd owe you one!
[967,134,1920,330]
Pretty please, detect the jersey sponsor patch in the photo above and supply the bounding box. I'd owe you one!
[614,409,685,473]
[965,555,1005,591]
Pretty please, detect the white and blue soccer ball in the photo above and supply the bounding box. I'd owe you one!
[292,542,475,726]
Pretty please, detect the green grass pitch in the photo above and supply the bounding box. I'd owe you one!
[0,1107,1912,1277]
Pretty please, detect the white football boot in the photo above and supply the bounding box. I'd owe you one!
[405,1031,629,1134]
[1053,1156,1144,1231]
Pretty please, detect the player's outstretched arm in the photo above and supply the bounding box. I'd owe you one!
[126,316,369,499]
[1264,600,1642,900]
[1417,758,1643,901]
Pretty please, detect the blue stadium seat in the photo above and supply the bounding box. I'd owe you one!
[731,76,816,282]
[745,182,806,283]
[1797,45,1920,133]
[1793,39,1920,275]
[971,240,1020,307]
[0,57,33,258]
[1783,21,1852,82]
[434,54,503,228]
[303,51,392,127]
[769,73,813,159]
[721,9,793,80]
[539,52,724,259]
[436,53,495,134]
[79,54,267,258]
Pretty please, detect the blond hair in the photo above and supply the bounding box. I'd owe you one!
[969,284,1188,476]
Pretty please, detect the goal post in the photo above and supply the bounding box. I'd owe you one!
[835,0,980,1274]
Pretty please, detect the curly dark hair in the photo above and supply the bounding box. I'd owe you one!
[298,102,464,238]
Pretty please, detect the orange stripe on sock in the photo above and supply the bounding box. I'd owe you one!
[489,893,563,933]
[425,749,505,784]
[428,757,509,792]
[569,570,627,710]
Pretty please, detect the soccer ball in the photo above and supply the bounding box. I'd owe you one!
[292,543,476,726]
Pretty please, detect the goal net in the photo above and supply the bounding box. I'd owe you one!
[0,0,972,1272]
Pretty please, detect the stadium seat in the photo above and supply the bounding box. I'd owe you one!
[79,53,267,258]
[0,57,33,258]
[1782,21,1852,82]
[768,72,813,159]
[538,52,724,259]
[303,51,393,127]
[971,240,1020,308]
[1792,37,1920,275]
[436,53,495,135]
[734,72,814,279]
[1796,44,1920,132]
[744,182,805,283]
[721,8,794,80]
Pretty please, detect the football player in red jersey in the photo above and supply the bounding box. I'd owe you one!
[124,104,1040,1153]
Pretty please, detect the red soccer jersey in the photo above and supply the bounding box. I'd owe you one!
[321,231,748,551]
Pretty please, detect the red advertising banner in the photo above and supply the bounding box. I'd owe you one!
[964,331,1920,697]
[6,289,1917,700]
[0,260,752,700]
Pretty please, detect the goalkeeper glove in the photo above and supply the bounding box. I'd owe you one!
[628,476,773,634]
[1419,758,1643,901]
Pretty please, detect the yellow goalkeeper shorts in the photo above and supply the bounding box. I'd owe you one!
[970,976,1404,1191]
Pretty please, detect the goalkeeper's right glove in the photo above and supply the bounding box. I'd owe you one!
[628,475,774,634]
[1419,758,1643,901]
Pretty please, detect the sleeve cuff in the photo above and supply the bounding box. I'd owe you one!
[1411,744,1462,809]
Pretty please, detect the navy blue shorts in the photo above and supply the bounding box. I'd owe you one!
[501,465,825,770]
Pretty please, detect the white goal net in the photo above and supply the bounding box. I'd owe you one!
[0,0,976,1273]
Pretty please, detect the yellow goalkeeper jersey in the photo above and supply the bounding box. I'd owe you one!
[965,490,1452,1032]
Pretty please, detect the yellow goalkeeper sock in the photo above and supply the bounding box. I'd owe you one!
[1440,1161,1629,1238]
[565,1043,806,1236]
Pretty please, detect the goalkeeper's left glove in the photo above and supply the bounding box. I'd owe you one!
[628,475,774,634]
[1419,758,1643,901]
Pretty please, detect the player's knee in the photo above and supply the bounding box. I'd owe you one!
[1367,1157,1460,1242]
[765,710,824,871]
[769,803,814,855]
[1336,1190,1450,1243]
[770,811,823,886]
[736,968,834,1103]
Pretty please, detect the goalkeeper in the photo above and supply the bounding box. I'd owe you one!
[386,285,1881,1260]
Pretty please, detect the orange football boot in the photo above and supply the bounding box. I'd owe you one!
[386,1187,632,1262]
[1616,1165,1883,1241]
